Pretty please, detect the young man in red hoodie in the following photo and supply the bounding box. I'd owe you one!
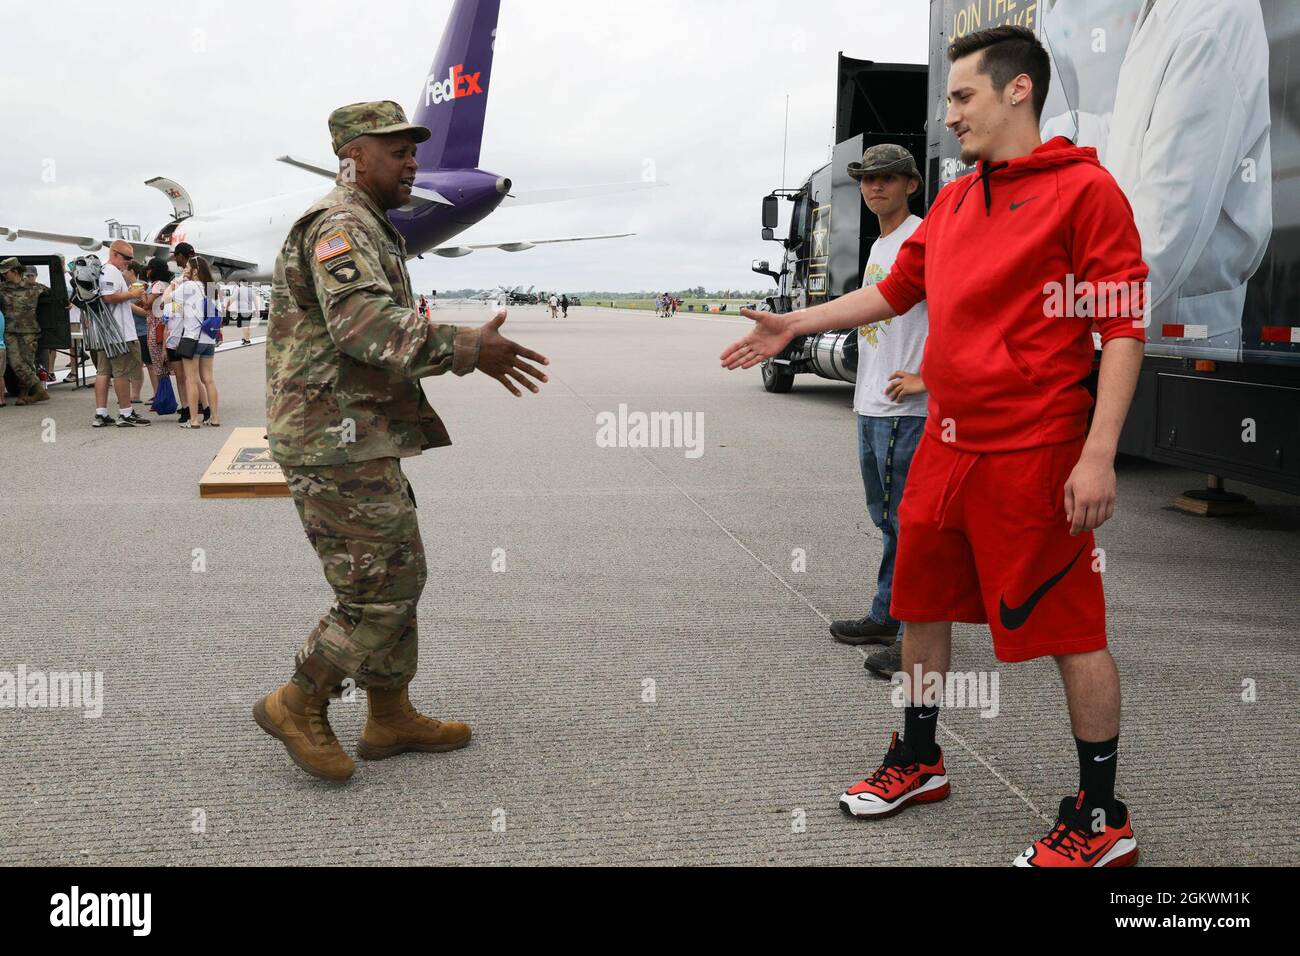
[722,25,1147,867]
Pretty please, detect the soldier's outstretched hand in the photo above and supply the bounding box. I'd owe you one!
[477,309,550,396]
[721,308,795,370]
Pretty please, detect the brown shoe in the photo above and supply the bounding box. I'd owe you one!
[31,383,50,403]
[357,685,471,760]
[13,388,37,406]
[253,681,355,782]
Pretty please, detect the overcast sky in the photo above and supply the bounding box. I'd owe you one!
[1,0,928,292]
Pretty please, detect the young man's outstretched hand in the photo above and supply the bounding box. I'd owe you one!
[722,287,899,370]
[477,309,550,396]
[720,308,795,370]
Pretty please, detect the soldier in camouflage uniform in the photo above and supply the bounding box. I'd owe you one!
[0,258,49,405]
[254,101,550,782]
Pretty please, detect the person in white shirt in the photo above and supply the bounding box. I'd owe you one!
[92,240,151,427]
[161,280,192,421]
[827,145,930,680]
[163,256,221,427]
[225,281,260,346]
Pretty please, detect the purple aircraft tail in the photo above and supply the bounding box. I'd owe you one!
[413,0,499,172]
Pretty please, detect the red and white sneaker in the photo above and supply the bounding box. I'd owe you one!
[1013,790,1139,867]
[839,732,950,819]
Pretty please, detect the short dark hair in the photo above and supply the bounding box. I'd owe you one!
[145,257,171,284]
[948,25,1050,120]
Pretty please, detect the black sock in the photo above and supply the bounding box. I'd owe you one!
[902,705,939,763]
[1076,735,1119,823]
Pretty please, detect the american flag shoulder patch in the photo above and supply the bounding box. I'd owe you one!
[315,231,353,262]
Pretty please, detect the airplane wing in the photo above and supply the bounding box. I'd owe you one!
[0,226,257,273]
[499,181,662,207]
[2,226,105,252]
[276,155,451,207]
[430,233,634,258]
[275,155,337,179]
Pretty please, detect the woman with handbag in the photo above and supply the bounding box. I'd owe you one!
[163,259,218,428]
[162,266,196,423]
[180,256,221,428]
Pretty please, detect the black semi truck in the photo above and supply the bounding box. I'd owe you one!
[753,0,1300,501]
[752,56,928,393]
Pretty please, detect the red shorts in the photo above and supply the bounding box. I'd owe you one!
[890,433,1106,663]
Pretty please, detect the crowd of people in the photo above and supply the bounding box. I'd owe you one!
[82,240,231,428]
[0,241,267,428]
[654,293,678,317]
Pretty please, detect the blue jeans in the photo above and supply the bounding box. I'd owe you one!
[857,414,926,642]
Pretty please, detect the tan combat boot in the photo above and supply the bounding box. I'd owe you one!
[253,656,355,782]
[13,387,37,406]
[357,685,471,760]
[32,383,50,402]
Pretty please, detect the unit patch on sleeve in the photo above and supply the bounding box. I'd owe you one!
[324,257,361,284]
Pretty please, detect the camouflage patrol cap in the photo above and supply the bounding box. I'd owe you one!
[0,256,22,275]
[329,100,431,155]
[848,143,921,182]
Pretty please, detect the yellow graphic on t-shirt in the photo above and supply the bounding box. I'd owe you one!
[858,262,893,346]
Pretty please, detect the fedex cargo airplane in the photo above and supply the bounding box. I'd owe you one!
[1,0,643,281]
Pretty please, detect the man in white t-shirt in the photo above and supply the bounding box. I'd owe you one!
[828,145,929,678]
[92,240,150,427]
[225,281,261,345]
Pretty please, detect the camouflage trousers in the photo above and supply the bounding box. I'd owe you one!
[5,333,42,393]
[283,457,426,690]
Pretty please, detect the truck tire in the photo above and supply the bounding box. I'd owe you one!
[762,360,795,393]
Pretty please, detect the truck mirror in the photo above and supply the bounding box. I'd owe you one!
[762,195,779,229]
[752,259,780,284]
[761,227,774,241]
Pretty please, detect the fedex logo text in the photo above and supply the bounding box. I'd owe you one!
[425,64,483,106]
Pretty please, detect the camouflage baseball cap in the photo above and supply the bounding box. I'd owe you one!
[848,143,921,182]
[328,100,431,154]
[0,256,21,274]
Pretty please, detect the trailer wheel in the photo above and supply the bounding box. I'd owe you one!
[762,360,795,393]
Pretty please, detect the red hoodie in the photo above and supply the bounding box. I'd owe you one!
[877,136,1148,452]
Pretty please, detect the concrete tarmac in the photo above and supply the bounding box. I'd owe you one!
[1,305,1296,865]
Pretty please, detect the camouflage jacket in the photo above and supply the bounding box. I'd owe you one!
[0,279,42,335]
[266,183,480,467]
